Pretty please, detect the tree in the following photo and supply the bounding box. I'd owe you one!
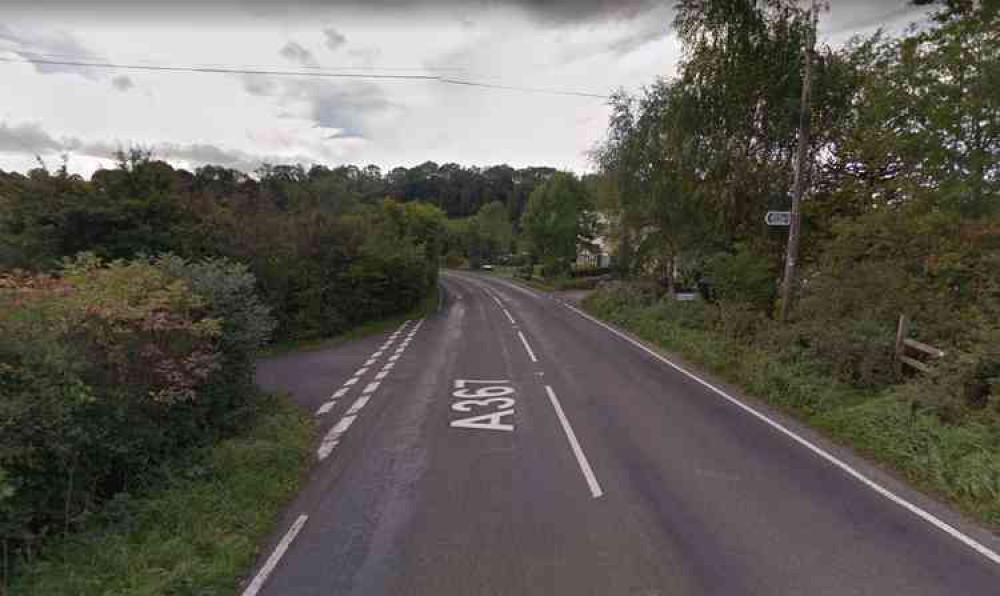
[520,172,595,275]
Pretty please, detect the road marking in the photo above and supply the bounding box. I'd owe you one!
[241,514,309,596]
[502,308,516,325]
[344,377,359,386]
[375,370,389,380]
[333,387,350,398]
[363,381,380,394]
[315,400,336,415]
[389,354,400,362]
[561,302,1000,566]
[354,367,369,376]
[364,358,376,366]
[517,330,538,363]
[545,385,603,499]
[317,415,357,460]
[347,395,370,415]
[372,351,383,358]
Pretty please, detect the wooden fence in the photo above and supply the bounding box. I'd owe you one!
[894,314,946,374]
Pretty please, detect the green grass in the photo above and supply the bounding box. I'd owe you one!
[7,394,316,595]
[260,284,441,358]
[582,290,1000,530]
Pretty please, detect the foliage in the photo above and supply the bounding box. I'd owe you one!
[7,393,315,596]
[0,256,274,577]
[520,172,597,277]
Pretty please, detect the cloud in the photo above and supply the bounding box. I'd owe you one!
[111,74,134,91]
[2,0,662,25]
[242,75,396,138]
[0,120,320,172]
[0,24,104,80]
[279,40,317,66]
[323,27,346,51]
[0,121,65,154]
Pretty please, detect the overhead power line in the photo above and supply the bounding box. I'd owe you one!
[0,55,610,99]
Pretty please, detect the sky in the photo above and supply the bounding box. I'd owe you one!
[0,0,931,177]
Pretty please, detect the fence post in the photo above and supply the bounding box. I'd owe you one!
[894,313,909,376]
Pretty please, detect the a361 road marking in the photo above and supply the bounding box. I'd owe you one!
[449,379,515,432]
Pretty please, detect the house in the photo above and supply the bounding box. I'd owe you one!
[576,213,615,269]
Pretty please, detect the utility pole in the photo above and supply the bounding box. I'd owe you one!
[779,0,818,323]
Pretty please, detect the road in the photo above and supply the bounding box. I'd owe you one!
[250,270,1000,595]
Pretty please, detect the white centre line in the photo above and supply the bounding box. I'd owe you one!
[241,514,309,596]
[517,330,538,363]
[502,308,516,325]
[561,301,1000,567]
[545,385,603,499]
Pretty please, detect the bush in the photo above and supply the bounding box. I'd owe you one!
[0,254,274,567]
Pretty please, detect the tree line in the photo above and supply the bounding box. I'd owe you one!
[592,0,998,414]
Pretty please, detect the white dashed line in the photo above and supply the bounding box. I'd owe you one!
[365,358,376,366]
[347,395,370,415]
[561,301,1000,566]
[363,381,380,394]
[317,415,357,460]
[375,370,389,380]
[333,387,349,398]
[545,385,603,499]
[241,514,309,596]
[517,330,538,363]
[344,377,359,386]
[389,354,400,362]
[502,308,516,325]
[354,367,369,376]
[315,401,336,416]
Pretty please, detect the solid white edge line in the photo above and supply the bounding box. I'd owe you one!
[545,385,603,499]
[517,330,538,363]
[561,301,1000,567]
[241,514,309,596]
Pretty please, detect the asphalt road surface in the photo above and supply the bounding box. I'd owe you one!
[250,271,1000,596]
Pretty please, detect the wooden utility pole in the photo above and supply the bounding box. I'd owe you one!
[779,0,818,323]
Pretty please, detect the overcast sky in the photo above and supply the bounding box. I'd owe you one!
[0,0,929,177]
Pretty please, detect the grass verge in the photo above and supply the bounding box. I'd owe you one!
[582,291,1000,530]
[7,394,316,596]
[260,283,441,358]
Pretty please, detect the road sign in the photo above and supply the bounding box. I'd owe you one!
[765,211,792,227]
